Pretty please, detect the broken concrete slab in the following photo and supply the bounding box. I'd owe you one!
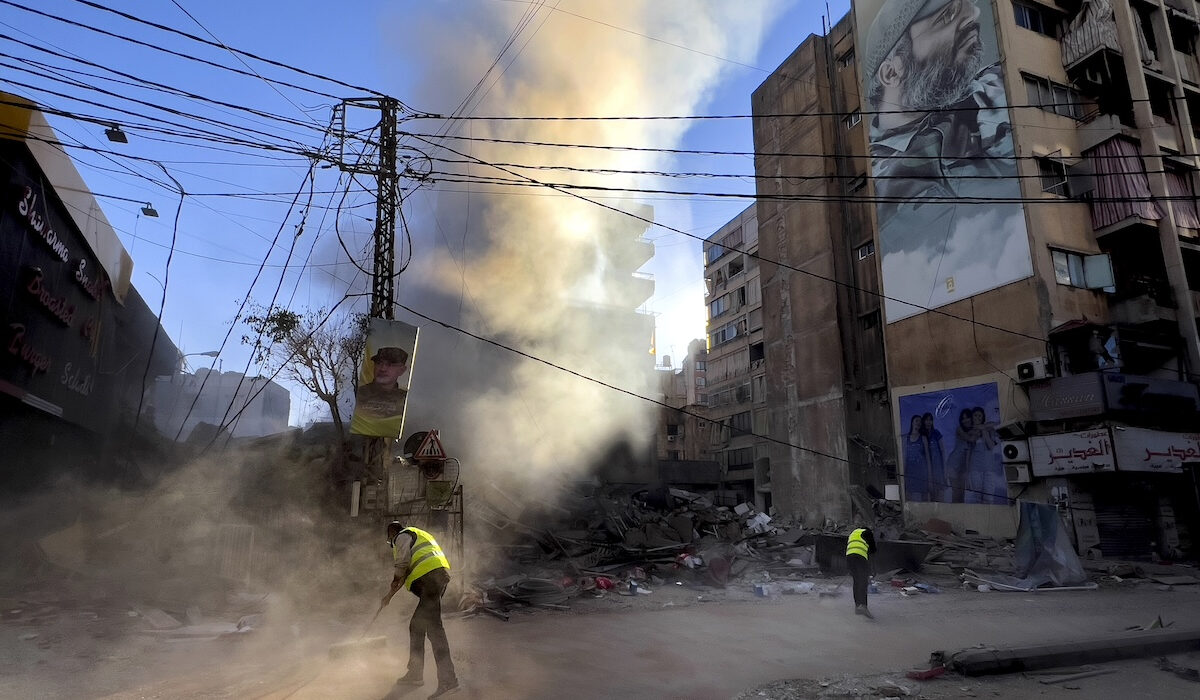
[134,606,183,630]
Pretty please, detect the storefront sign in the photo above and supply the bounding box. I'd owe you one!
[1112,427,1200,474]
[1029,429,1115,476]
[6,323,52,374]
[24,267,76,326]
[1027,372,1105,420]
[16,185,70,262]
[73,259,110,300]
[1102,373,1200,415]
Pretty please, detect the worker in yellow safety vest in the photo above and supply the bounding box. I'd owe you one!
[846,527,878,619]
[384,521,458,697]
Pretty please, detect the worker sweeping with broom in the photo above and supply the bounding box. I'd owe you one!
[384,521,459,697]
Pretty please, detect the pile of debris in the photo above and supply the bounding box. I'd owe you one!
[469,483,827,614]
[920,519,1016,573]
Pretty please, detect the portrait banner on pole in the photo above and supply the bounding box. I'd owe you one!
[350,317,418,438]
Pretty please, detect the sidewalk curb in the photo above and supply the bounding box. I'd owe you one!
[949,627,1200,676]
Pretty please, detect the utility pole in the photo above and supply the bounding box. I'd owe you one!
[335,96,400,317]
[335,96,402,496]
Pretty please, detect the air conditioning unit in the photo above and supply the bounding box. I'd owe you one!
[667,435,676,442]
[1001,439,1030,463]
[1015,357,1050,382]
[1005,463,1032,483]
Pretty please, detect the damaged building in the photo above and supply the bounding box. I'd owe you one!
[737,0,1200,557]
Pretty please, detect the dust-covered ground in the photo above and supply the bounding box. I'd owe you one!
[4,554,1200,700]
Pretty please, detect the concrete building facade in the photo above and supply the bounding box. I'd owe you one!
[702,205,774,510]
[750,0,1200,555]
[152,368,291,442]
[0,94,180,491]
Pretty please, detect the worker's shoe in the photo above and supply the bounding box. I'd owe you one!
[395,673,424,686]
[428,682,460,698]
[855,605,875,619]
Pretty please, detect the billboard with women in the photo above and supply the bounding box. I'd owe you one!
[855,0,1033,322]
[897,381,1005,504]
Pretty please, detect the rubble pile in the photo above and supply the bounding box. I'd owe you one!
[470,484,832,614]
[920,521,1016,573]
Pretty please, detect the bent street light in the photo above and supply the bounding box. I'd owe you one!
[104,125,128,143]
[141,203,159,217]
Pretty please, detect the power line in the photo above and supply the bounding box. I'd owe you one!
[0,38,330,137]
[423,169,1199,206]
[0,0,344,101]
[407,134,1054,347]
[65,0,390,102]
[394,300,1033,508]
[405,130,1200,163]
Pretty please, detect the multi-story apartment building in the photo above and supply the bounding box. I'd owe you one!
[152,368,291,442]
[656,339,711,462]
[702,205,773,510]
[751,0,1200,555]
[751,18,896,526]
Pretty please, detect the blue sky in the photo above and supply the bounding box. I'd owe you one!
[4,0,850,425]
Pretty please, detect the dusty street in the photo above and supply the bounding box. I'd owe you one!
[4,575,1199,700]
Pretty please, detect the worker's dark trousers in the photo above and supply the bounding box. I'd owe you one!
[408,568,456,686]
[847,554,869,608]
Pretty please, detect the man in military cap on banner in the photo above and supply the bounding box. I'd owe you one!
[350,346,410,437]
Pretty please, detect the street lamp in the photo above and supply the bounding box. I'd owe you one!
[180,349,220,373]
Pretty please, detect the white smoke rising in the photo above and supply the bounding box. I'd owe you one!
[388,2,785,482]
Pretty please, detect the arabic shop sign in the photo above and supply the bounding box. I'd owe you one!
[1112,427,1200,474]
[1028,372,1105,421]
[1029,429,1115,476]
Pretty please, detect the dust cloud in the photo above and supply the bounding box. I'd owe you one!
[376,1,783,488]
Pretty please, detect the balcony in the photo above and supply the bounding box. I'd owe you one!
[608,236,654,273]
[1061,0,1122,72]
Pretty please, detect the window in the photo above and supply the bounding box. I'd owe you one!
[856,241,875,260]
[709,295,730,319]
[1013,2,1055,38]
[735,382,752,403]
[726,447,755,469]
[752,374,766,403]
[709,322,738,347]
[1037,158,1070,196]
[749,342,764,364]
[845,174,867,194]
[1051,249,1115,290]
[706,227,744,265]
[843,111,861,129]
[735,286,747,306]
[668,450,681,460]
[697,393,708,405]
[695,376,706,387]
[859,310,881,330]
[667,424,679,436]
[729,411,752,436]
[1023,74,1082,119]
[837,49,854,70]
[695,361,706,371]
[727,256,745,277]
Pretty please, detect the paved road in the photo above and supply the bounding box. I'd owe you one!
[101,582,1198,700]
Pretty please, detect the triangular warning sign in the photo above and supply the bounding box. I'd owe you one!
[414,430,446,460]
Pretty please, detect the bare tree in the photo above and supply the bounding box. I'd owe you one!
[241,304,366,459]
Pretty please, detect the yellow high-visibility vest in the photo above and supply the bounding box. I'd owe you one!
[394,526,450,590]
[846,528,870,560]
